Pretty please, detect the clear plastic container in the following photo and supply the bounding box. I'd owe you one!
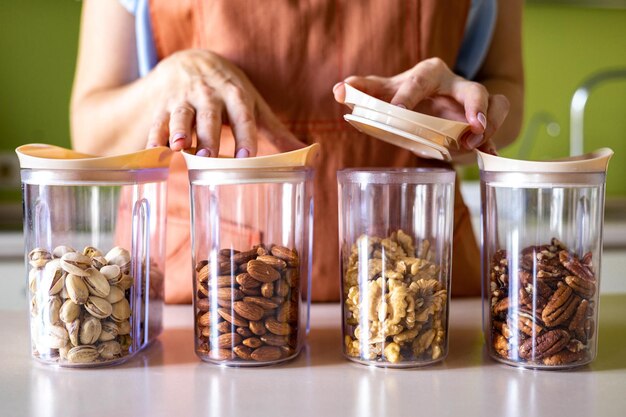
[337,168,455,367]
[17,145,171,367]
[479,149,613,369]
[189,167,314,366]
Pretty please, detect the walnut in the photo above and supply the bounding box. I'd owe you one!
[383,342,402,363]
[341,230,448,365]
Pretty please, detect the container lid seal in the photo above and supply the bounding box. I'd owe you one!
[477,148,614,174]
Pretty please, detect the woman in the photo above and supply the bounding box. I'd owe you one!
[71,0,524,303]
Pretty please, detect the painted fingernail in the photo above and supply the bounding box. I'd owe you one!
[196,148,212,157]
[396,104,407,109]
[235,148,249,158]
[466,134,484,149]
[171,132,186,146]
[332,82,344,93]
[477,112,487,130]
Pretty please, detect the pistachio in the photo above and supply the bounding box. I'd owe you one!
[66,274,89,304]
[98,340,121,359]
[111,298,131,322]
[100,264,122,285]
[52,245,75,259]
[45,325,69,349]
[30,296,38,317]
[67,345,99,364]
[59,300,80,323]
[91,256,108,270]
[118,334,132,351]
[84,268,110,298]
[79,316,102,345]
[43,260,65,295]
[66,318,80,346]
[28,248,52,268]
[105,247,131,272]
[99,321,119,342]
[82,246,103,258]
[45,296,62,325]
[59,343,71,360]
[59,286,70,300]
[117,320,131,335]
[106,286,125,304]
[60,252,91,276]
[117,274,134,291]
[85,296,113,319]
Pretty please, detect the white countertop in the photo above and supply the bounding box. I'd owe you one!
[1,297,626,417]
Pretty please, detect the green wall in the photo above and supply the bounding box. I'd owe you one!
[0,2,625,200]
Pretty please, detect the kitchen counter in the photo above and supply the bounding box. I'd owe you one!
[1,297,626,417]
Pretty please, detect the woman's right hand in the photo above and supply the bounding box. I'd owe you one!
[147,49,304,157]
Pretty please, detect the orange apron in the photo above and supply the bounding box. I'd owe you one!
[149,0,480,302]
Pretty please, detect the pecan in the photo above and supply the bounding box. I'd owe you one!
[541,284,581,327]
[512,313,544,337]
[493,332,510,358]
[564,276,596,299]
[559,250,595,282]
[542,349,586,366]
[519,329,570,360]
[494,321,512,339]
[493,297,512,315]
[581,252,593,268]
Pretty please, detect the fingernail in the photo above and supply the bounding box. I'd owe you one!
[332,82,344,93]
[466,134,484,149]
[396,104,407,109]
[235,148,249,158]
[477,112,487,130]
[196,148,212,157]
[147,143,159,149]
[171,132,186,146]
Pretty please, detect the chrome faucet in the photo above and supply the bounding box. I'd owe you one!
[570,68,626,156]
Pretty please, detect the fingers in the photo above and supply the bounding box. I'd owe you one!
[146,110,170,148]
[483,94,510,141]
[223,86,258,157]
[168,102,195,151]
[192,92,223,157]
[448,79,489,135]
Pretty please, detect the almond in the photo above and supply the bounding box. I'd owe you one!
[209,348,234,360]
[196,298,210,312]
[261,282,274,298]
[216,321,232,333]
[217,308,249,327]
[200,326,211,338]
[265,317,292,336]
[277,302,298,323]
[247,260,280,283]
[260,333,288,346]
[256,255,287,270]
[243,337,263,348]
[220,248,238,257]
[232,249,258,265]
[241,287,262,296]
[275,279,290,297]
[217,298,233,308]
[214,287,244,301]
[233,345,253,360]
[271,246,299,266]
[197,312,211,327]
[215,275,236,288]
[233,301,264,321]
[251,346,282,362]
[213,332,242,349]
[195,260,208,272]
[236,327,253,338]
[236,273,261,288]
[249,320,267,336]
[284,268,299,288]
[243,296,280,310]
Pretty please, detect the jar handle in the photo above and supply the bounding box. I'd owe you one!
[132,197,151,350]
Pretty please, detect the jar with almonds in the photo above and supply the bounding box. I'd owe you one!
[478,149,613,368]
[337,168,455,367]
[188,167,314,366]
[17,145,172,366]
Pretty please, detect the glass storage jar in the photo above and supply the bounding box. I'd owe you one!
[337,168,455,367]
[17,145,172,367]
[479,148,613,369]
[188,165,315,366]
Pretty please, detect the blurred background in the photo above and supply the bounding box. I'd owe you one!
[0,1,625,304]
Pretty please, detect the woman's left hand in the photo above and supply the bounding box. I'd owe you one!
[332,57,510,156]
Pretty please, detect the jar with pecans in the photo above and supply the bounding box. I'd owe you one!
[478,149,613,369]
[188,167,314,366]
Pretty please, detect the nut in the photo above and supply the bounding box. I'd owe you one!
[66,274,90,305]
[216,308,249,327]
[264,318,292,336]
[80,316,102,345]
[60,252,92,277]
[85,296,113,319]
[83,268,111,298]
[105,286,125,304]
[98,340,121,360]
[233,301,264,321]
[255,255,287,270]
[111,298,131,322]
[59,299,80,323]
[67,346,99,364]
[213,333,242,349]
[270,246,299,266]
[243,296,279,310]
[29,248,52,268]
[247,260,281,283]
[251,346,282,362]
